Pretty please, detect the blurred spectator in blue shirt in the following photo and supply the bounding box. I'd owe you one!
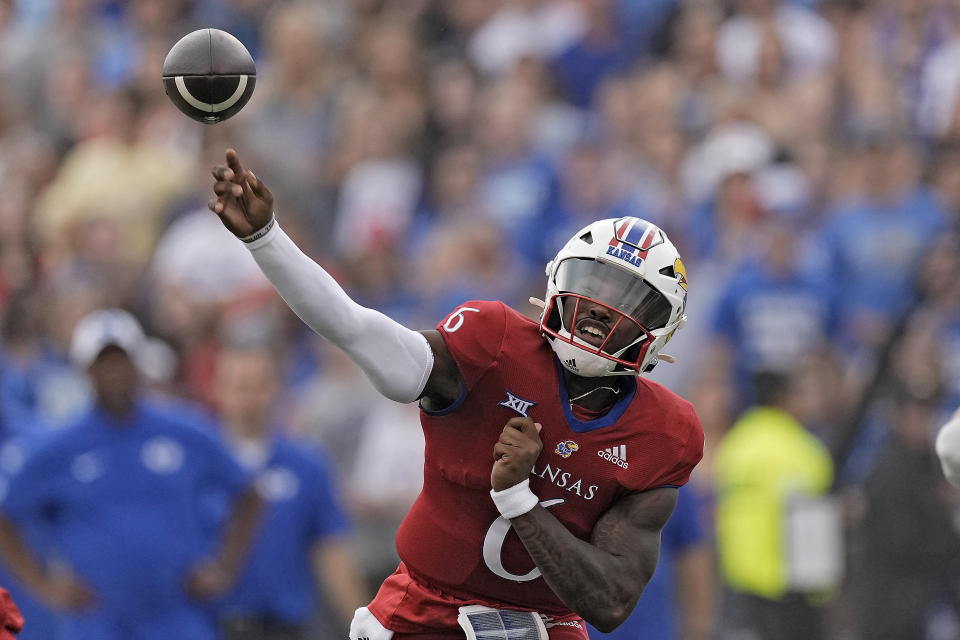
[811,135,946,349]
[538,138,639,267]
[0,285,96,640]
[588,487,714,640]
[477,79,560,262]
[92,0,192,89]
[711,218,836,407]
[192,0,273,61]
[681,122,776,271]
[0,435,56,640]
[551,0,639,107]
[210,339,368,640]
[0,289,92,437]
[0,309,262,640]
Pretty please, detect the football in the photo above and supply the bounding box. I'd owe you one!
[162,28,256,124]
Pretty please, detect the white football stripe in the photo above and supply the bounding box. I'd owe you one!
[175,75,248,113]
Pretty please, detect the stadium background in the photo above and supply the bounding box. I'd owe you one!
[2,0,960,638]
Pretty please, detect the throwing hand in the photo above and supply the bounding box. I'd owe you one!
[209,148,274,238]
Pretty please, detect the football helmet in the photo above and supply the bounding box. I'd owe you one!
[540,217,688,377]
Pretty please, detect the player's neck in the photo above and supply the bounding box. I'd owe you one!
[563,370,626,413]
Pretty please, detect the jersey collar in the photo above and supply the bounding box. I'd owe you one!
[554,359,636,433]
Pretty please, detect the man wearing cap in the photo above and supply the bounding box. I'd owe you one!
[0,309,263,640]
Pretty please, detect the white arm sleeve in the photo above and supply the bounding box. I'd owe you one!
[935,413,960,488]
[243,219,433,403]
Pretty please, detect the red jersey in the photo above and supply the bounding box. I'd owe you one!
[371,300,703,635]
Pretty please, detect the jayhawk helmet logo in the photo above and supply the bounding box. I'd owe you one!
[674,258,688,291]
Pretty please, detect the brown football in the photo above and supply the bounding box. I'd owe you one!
[162,28,256,124]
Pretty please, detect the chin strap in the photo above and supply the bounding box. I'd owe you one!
[568,384,622,407]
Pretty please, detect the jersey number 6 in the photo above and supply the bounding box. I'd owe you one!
[481,498,564,581]
[442,307,480,333]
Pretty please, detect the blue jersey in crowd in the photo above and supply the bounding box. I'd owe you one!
[814,188,945,333]
[217,436,349,625]
[0,433,58,640]
[588,487,705,640]
[712,262,836,403]
[0,398,250,640]
[0,345,91,436]
[482,154,558,250]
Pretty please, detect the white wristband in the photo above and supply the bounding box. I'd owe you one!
[240,215,277,244]
[490,478,539,519]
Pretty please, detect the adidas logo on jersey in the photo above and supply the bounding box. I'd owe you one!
[598,445,629,469]
[563,358,577,370]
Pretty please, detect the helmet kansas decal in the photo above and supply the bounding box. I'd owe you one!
[674,258,688,291]
[606,218,663,268]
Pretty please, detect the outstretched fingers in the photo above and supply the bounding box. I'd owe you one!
[211,164,234,182]
[245,170,269,198]
[223,149,269,202]
[213,181,243,197]
[225,148,247,183]
[209,148,274,236]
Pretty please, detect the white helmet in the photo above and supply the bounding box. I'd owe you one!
[540,217,688,377]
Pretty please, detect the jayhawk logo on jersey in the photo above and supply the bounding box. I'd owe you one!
[554,440,580,458]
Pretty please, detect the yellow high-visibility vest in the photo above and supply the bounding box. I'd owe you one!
[715,406,834,598]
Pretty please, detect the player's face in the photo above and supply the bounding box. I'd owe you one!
[552,258,672,343]
[560,296,646,355]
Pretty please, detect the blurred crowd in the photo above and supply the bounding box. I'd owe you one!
[2,0,960,638]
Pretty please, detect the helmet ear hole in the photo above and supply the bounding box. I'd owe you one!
[545,298,564,333]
